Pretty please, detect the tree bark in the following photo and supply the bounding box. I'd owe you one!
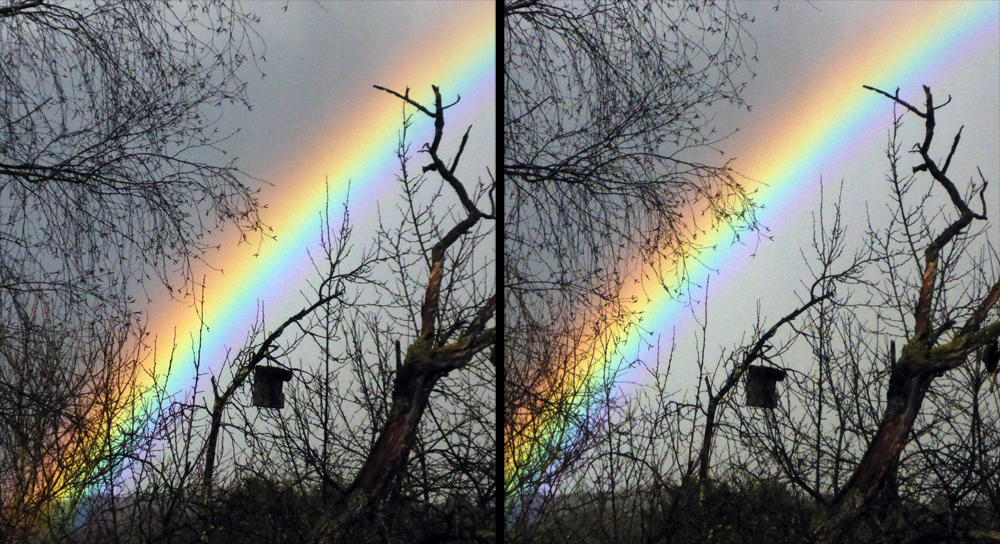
[314,85,495,542]
[315,303,495,543]
[822,85,1000,541]
[348,360,445,503]
[837,357,934,504]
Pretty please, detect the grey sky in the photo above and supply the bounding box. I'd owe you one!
[129,0,495,486]
[510,0,999,524]
[144,1,494,371]
[649,1,1000,399]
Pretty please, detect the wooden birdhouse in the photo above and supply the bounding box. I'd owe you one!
[746,365,787,409]
[253,366,294,409]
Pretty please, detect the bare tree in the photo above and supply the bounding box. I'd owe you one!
[504,0,761,522]
[726,182,886,511]
[727,87,1000,541]
[194,195,373,543]
[0,0,264,312]
[811,85,1000,538]
[507,84,999,544]
[310,84,495,540]
[187,84,495,543]
[0,1,265,539]
[0,296,166,542]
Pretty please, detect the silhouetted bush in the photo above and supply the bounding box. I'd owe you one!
[517,476,1000,544]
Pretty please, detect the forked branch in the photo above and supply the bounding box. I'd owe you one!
[865,85,987,339]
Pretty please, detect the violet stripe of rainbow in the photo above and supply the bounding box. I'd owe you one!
[60,3,495,512]
[506,0,998,523]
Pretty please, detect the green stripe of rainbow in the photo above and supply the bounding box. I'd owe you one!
[506,0,998,522]
[55,3,494,521]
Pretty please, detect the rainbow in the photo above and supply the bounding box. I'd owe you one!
[147,5,495,402]
[56,2,495,516]
[506,0,999,522]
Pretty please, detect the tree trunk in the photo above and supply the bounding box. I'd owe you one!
[817,357,933,543]
[347,361,443,504]
[836,360,934,505]
[819,85,1000,541]
[697,397,719,484]
[317,298,495,541]
[313,85,496,543]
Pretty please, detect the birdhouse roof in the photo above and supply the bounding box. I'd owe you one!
[747,365,787,382]
[255,365,294,382]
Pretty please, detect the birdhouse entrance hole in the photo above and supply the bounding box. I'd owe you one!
[746,365,787,409]
[253,366,294,409]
